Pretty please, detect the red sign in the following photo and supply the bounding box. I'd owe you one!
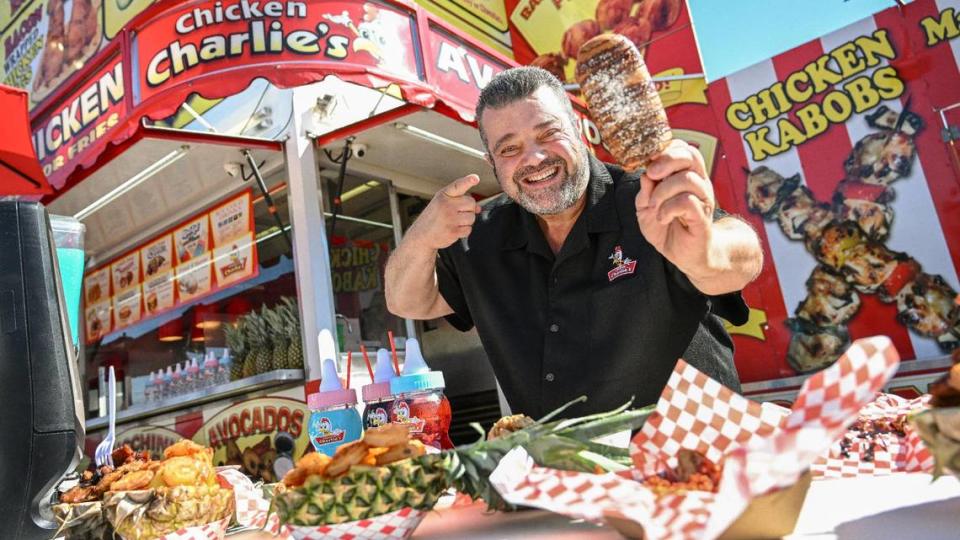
[31,54,126,190]
[132,0,421,105]
[707,0,960,391]
[424,21,508,121]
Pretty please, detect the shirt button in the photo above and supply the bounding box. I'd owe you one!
[549,323,560,333]
[545,373,555,382]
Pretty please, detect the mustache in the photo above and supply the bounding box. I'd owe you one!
[513,157,567,183]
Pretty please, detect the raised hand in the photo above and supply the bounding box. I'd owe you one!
[407,174,483,250]
[635,139,717,280]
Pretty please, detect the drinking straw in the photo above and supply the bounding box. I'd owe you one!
[388,330,400,375]
[359,344,374,379]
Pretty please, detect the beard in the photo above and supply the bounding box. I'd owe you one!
[498,150,590,215]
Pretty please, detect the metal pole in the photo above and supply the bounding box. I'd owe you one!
[244,149,292,249]
[387,180,418,342]
[284,87,339,380]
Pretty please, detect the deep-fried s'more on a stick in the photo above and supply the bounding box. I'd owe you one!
[575,34,671,172]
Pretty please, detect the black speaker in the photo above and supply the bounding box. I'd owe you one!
[0,201,85,538]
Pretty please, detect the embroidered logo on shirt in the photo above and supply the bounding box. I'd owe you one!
[607,245,637,282]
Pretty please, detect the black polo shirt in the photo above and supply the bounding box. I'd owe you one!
[435,155,749,419]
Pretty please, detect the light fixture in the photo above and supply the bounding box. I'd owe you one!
[157,318,184,342]
[191,325,206,342]
[74,145,189,221]
[393,123,486,160]
[339,180,382,203]
[194,303,222,330]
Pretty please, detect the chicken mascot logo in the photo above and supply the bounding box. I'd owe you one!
[312,416,345,446]
[323,4,407,70]
[607,245,637,282]
[392,400,424,433]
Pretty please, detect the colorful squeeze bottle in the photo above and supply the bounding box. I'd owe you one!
[389,339,453,451]
[307,329,363,456]
[362,349,398,429]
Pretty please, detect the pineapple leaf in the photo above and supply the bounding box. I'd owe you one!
[533,395,588,425]
[469,422,487,441]
[555,406,654,443]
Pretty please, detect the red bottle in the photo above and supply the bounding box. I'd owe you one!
[389,339,453,450]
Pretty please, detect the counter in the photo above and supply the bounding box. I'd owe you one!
[229,473,960,539]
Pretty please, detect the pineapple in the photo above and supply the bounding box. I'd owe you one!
[275,454,450,526]
[274,399,654,525]
[223,321,247,381]
[240,313,262,378]
[264,307,289,371]
[280,298,304,369]
[248,311,273,375]
[104,483,234,539]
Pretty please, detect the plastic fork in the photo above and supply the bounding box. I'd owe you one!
[94,367,117,468]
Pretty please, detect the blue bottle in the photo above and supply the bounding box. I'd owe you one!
[307,329,363,456]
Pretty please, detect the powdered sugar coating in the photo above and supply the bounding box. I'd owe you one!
[575,34,672,171]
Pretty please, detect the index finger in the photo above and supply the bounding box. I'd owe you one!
[636,173,657,209]
[645,140,707,181]
[443,174,480,198]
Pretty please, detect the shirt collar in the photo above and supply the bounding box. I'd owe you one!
[500,153,621,252]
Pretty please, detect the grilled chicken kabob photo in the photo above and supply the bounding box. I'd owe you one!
[746,106,960,373]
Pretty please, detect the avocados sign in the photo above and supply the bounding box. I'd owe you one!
[132,0,421,104]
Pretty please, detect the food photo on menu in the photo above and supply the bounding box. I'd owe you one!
[2,0,960,539]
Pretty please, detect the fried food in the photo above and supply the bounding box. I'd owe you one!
[576,33,671,172]
[283,452,332,487]
[156,454,217,487]
[325,441,370,477]
[374,442,426,466]
[59,440,223,506]
[488,414,536,440]
[642,449,722,495]
[282,425,424,485]
[59,486,94,504]
[108,470,155,492]
[363,424,409,448]
[163,439,209,459]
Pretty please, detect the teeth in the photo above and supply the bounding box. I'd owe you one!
[526,166,559,183]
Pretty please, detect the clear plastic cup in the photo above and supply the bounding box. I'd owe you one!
[49,215,85,347]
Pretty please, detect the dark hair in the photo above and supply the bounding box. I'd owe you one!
[475,67,577,151]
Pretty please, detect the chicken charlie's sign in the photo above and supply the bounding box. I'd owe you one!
[132,0,421,104]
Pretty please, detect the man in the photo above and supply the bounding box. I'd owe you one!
[385,67,763,418]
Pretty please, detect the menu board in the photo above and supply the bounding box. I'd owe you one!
[83,266,110,305]
[175,215,210,264]
[84,302,112,343]
[210,191,257,287]
[111,251,140,292]
[81,190,258,343]
[210,192,252,245]
[113,287,143,328]
[141,235,174,278]
[142,271,176,316]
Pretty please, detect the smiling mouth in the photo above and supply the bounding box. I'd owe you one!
[522,165,561,185]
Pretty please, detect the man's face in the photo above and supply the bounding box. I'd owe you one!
[480,87,590,215]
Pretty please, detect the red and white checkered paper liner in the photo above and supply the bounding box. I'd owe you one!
[286,507,427,540]
[811,393,933,478]
[490,335,901,540]
[217,468,289,537]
